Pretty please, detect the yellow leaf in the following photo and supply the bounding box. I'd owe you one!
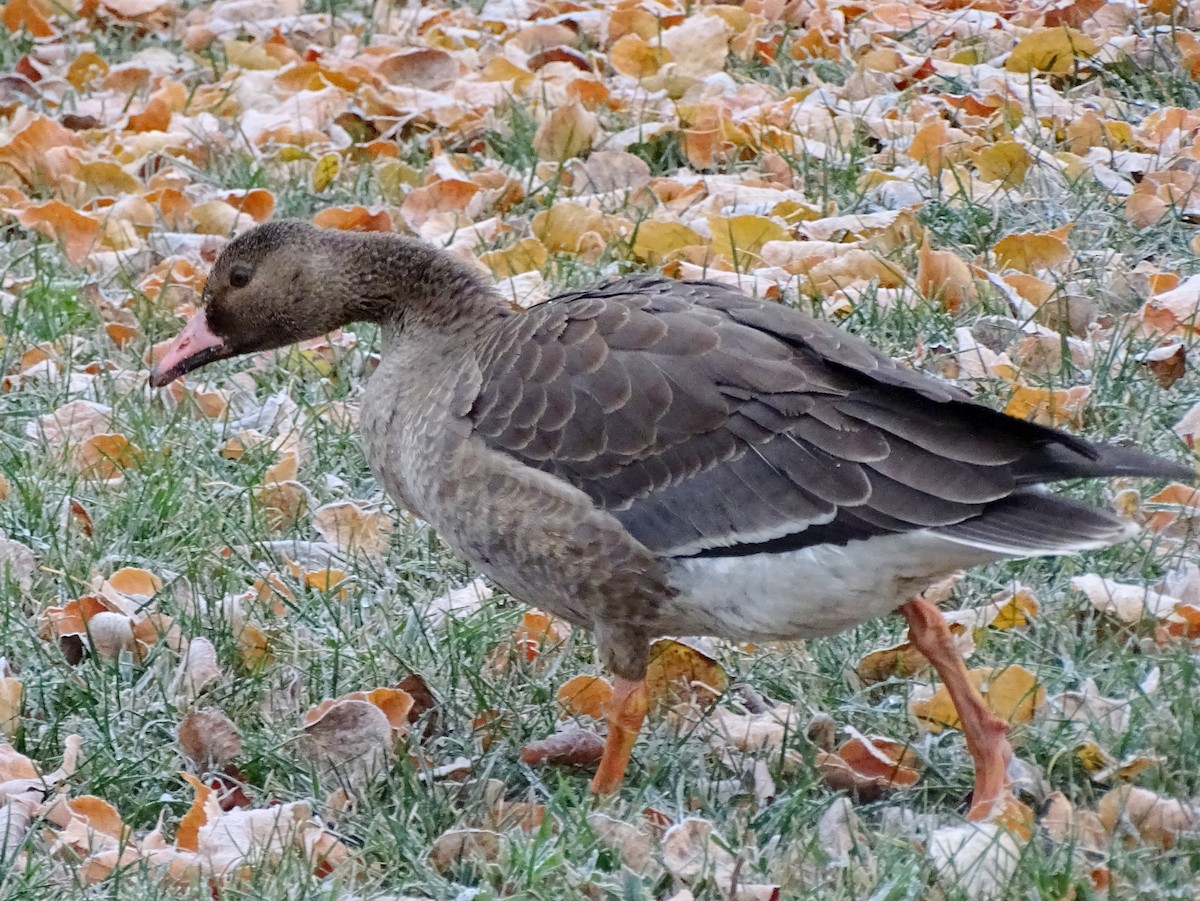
[992,225,1073,272]
[479,237,549,277]
[236,623,271,670]
[644,638,728,712]
[630,220,704,265]
[532,203,609,253]
[311,153,340,193]
[910,665,1046,732]
[532,103,597,163]
[973,140,1030,188]
[609,33,670,78]
[1004,384,1091,428]
[707,214,788,266]
[223,38,280,70]
[1006,27,1098,75]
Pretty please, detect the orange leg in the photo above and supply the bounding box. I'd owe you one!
[901,596,1013,821]
[591,677,648,796]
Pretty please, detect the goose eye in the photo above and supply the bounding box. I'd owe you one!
[229,265,253,288]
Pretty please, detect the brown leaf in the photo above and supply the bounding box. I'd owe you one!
[1097,785,1199,849]
[178,709,243,770]
[520,725,605,766]
[301,698,393,786]
[428,828,508,874]
[1137,343,1187,388]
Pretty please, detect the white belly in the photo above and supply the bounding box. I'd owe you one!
[660,532,1003,641]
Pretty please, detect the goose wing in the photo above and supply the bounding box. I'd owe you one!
[468,275,1185,558]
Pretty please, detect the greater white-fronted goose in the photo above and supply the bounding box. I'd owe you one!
[150,220,1191,819]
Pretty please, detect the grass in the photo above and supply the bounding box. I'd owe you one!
[1,5,1200,901]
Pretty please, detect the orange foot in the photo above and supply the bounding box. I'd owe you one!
[901,596,1014,821]
[591,676,648,796]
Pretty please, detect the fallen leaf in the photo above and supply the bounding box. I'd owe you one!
[311,500,393,557]
[0,678,20,740]
[993,226,1073,273]
[173,637,221,704]
[533,103,597,162]
[928,822,1023,900]
[178,709,243,770]
[16,201,99,265]
[1004,384,1090,428]
[1071,574,1182,625]
[917,244,976,311]
[910,665,1046,731]
[1097,785,1199,849]
[520,725,605,766]
[428,828,508,874]
[588,811,659,873]
[425,577,491,626]
[1006,27,1098,75]
[555,674,613,719]
[644,638,728,711]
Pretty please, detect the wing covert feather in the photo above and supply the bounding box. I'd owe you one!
[467,275,1153,558]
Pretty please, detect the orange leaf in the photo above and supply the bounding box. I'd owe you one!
[515,610,571,660]
[311,205,392,232]
[75,433,141,481]
[609,33,670,78]
[555,674,613,719]
[1004,384,1090,429]
[16,201,99,266]
[126,96,171,132]
[176,772,213,851]
[2,0,55,38]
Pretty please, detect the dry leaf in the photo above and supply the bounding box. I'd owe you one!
[1004,385,1090,428]
[1097,785,1199,849]
[928,822,1023,900]
[428,828,508,874]
[532,103,597,162]
[311,500,393,557]
[917,244,976,311]
[520,725,605,766]
[645,638,728,711]
[555,674,613,719]
[587,811,658,873]
[178,709,243,770]
[425,577,491,626]
[1071,574,1182,625]
[173,637,221,704]
[910,665,1046,731]
[0,678,20,740]
[993,226,1073,273]
[1007,27,1098,75]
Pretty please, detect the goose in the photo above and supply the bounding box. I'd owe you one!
[150,220,1191,819]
